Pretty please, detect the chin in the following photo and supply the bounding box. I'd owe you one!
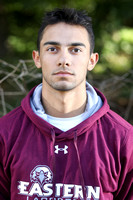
[52,82,76,91]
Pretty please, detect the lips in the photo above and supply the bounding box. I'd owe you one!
[53,70,74,76]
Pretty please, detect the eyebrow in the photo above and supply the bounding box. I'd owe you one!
[43,41,86,48]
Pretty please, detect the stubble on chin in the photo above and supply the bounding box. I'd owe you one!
[49,81,76,91]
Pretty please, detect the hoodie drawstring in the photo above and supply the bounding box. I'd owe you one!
[51,128,56,197]
[74,130,87,200]
[51,129,87,199]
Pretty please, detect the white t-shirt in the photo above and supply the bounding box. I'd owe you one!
[30,82,103,131]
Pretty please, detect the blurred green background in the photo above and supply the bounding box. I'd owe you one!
[0,0,133,123]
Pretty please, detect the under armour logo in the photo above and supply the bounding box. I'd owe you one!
[55,145,68,154]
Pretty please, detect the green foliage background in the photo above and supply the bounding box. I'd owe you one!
[0,0,133,123]
[1,0,133,72]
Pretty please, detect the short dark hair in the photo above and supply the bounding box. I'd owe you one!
[37,8,95,54]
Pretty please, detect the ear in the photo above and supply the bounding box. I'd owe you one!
[32,50,42,69]
[88,53,99,71]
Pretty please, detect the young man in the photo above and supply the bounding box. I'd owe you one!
[0,8,132,200]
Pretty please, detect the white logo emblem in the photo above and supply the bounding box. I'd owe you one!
[30,165,53,186]
[55,145,68,154]
[18,165,100,199]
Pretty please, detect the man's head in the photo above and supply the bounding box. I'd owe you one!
[33,8,99,93]
[37,8,95,55]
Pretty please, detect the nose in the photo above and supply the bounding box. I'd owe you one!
[57,50,71,67]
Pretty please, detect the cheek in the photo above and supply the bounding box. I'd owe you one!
[40,55,50,67]
[75,59,89,73]
[41,54,57,67]
[41,60,54,77]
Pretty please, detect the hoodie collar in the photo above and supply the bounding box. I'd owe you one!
[21,84,110,140]
[30,82,103,131]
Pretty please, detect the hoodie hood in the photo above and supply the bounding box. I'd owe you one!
[21,85,110,141]
[30,82,103,132]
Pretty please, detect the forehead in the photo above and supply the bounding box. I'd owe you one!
[41,22,90,45]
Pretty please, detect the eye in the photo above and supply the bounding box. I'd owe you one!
[71,48,81,53]
[47,47,57,52]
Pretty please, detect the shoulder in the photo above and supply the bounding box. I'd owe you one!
[0,106,23,126]
[105,109,132,132]
[100,109,133,148]
[0,106,26,138]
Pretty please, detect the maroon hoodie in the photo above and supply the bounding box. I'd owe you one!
[0,87,133,200]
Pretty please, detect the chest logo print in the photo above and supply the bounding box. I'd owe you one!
[30,165,53,186]
[55,145,68,154]
[18,165,100,199]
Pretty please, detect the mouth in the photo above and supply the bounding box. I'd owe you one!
[53,70,74,76]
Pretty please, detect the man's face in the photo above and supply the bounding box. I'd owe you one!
[33,22,98,91]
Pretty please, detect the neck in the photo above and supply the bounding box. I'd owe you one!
[41,83,87,118]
